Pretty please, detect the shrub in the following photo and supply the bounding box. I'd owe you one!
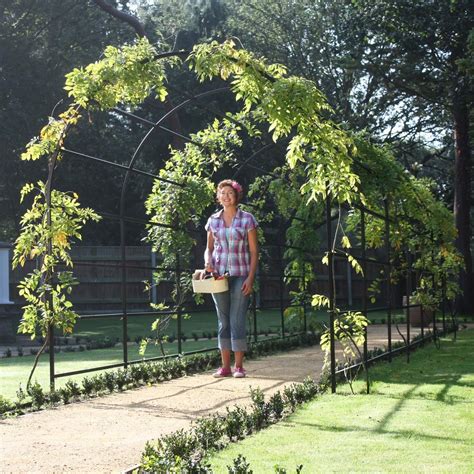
[65,380,81,399]
[90,374,106,394]
[59,386,72,404]
[0,395,14,414]
[193,414,225,451]
[227,454,253,474]
[249,387,270,431]
[115,369,129,390]
[224,406,248,441]
[268,391,285,420]
[82,377,95,396]
[28,381,46,410]
[104,371,117,393]
[49,390,62,405]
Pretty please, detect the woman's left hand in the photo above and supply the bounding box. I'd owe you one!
[241,277,254,296]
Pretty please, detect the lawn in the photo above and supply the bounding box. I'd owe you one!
[210,328,474,473]
[57,307,411,342]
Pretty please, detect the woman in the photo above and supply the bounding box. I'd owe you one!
[204,179,258,378]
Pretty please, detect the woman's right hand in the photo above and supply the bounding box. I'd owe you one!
[202,264,214,279]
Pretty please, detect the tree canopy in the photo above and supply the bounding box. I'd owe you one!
[1,0,472,312]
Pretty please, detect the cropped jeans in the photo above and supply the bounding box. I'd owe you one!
[212,276,249,352]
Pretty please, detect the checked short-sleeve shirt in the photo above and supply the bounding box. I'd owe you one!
[205,208,258,277]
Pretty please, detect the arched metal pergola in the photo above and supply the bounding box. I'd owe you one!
[39,50,453,394]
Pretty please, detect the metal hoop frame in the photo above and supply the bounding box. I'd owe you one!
[39,50,450,393]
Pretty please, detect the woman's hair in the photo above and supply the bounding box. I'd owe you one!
[217,179,244,203]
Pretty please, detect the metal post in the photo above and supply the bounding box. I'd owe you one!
[279,242,285,338]
[48,324,55,391]
[346,260,353,307]
[384,199,392,362]
[303,264,307,333]
[417,257,424,339]
[151,250,157,305]
[406,251,411,363]
[421,305,425,339]
[45,152,58,390]
[326,194,337,393]
[253,294,258,343]
[120,217,128,367]
[442,276,446,333]
[176,253,182,354]
[432,271,437,339]
[360,208,369,394]
[430,234,438,340]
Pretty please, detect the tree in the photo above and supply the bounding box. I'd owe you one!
[199,0,472,311]
[350,0,473,311]
[0,0,134,241]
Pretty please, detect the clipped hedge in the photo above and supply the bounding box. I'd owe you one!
[139,378,321,473]
[1,332,321,417]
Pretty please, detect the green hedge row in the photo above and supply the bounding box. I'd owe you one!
[0,332,321,417]
[139,378,321,473]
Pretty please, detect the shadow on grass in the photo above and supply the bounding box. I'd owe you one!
[312,330,474,443]
[289,418,467,444]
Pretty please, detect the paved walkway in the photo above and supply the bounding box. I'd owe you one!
[0,325,423,473]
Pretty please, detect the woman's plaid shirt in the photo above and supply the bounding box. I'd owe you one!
[205,208,258,277]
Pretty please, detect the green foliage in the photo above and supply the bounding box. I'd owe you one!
[64,38,172,109]
[227,454,253,474]
[141,377,320,472]
[13,182,100,339]
[145,117,242,267]
[27,381,46,410]
[15,35,462,395]
[344,136,463,312]
[319,310,369,392]
[189,39,360,204]
[0,395,14,414]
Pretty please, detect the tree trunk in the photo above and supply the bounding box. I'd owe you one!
[453,94,473,313]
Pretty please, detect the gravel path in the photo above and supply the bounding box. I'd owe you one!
[0,325,422,473]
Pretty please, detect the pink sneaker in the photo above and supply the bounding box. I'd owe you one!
[233,367,246,378]
[213,367,232,378]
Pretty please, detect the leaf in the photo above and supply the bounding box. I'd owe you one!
[341,235,351,249]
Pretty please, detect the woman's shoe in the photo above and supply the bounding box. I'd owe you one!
[233,367,246,378]
[213,367,232,378]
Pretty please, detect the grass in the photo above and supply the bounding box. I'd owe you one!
[8,308,410,344]
[0,339,220,400]
[210,328,474,473]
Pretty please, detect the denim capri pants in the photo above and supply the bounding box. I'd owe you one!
[212,276,249,352]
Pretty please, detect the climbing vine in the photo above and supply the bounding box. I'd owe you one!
[14,38,176,382]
